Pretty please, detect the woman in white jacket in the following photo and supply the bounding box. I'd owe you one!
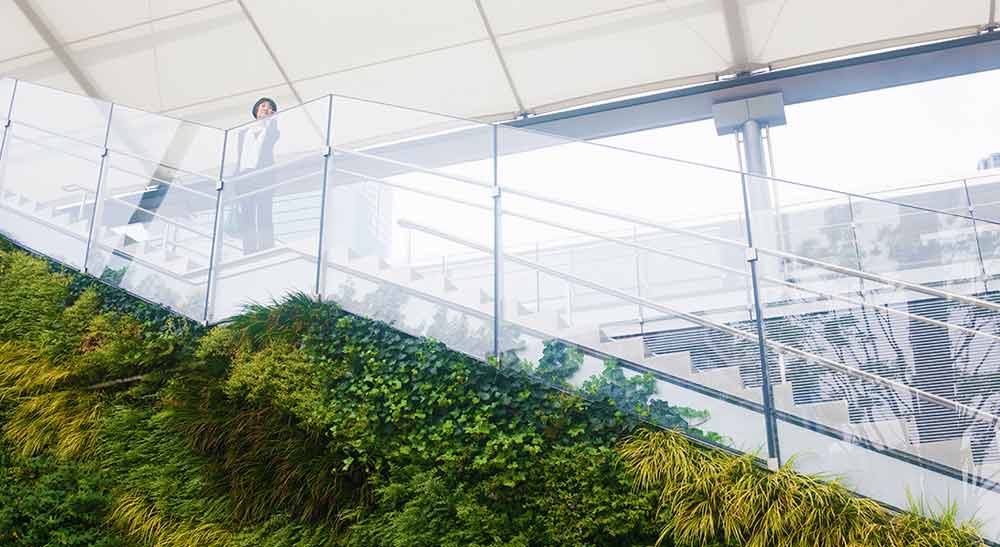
[233,97,280,253]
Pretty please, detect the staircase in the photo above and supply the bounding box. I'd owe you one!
[2,77,999,543]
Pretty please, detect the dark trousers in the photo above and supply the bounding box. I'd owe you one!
[237,188,274,254]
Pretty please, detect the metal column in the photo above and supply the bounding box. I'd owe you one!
[315,95,335,299]
[83,103,115,274]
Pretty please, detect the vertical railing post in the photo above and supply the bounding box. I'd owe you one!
[0,80,17,194]
[315,95,335,299]
[83,103,115,274]
[203,129,230,325]
[963,179,990,293]
[633,226,645,332]
[739,170,782,469]
[847,195,866,295]
[491,124,504,364]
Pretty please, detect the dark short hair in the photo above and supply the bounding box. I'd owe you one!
[252,97,277,117]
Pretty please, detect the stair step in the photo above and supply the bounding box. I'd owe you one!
[596,336,645,363]
[641,352,694,379]
[913,437,973,470]
[776,396,850,428]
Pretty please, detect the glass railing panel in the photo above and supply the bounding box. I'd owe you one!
[321,97,496,360]
[965,174,1000,288]
[495,125,745,237]
[852,196,982,295]
[208,97,331,322]
[84,106,225,321]
[325,96,493,190]
[756,246,1000,480]
[496,125,767,450]
[775,372,1000,544]
[0,82,111,269]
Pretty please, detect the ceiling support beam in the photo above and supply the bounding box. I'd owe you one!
[720,0,765,77]
[474,0,529,117]
[236,0,303,106]
[12,0,103,99]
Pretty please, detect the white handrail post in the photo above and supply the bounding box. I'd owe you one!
[0,79,17,197]
[83,103,114,274]
[964,179,990,293]
[314,95,335,299]
[203,129,230,325]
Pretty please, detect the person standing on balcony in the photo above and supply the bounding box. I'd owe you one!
[234,97,280,253]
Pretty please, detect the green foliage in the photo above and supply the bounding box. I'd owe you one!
[0,451,123,547]
[618,429,984,547]
[0,242,988,547]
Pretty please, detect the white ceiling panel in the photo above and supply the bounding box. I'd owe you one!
[748,0,988,66]
[499,1,731,111]
[241,0,487,80]
[149,2,283,111]
[0,2,48,59]
[0,0,994,126]
[480,0,657,35]
[67,26,162,111]
[29,0,228,43]
[294,41,517,121]
[164,83,293,128]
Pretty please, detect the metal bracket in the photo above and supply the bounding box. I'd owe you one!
[216,179,224,191]
[767,457,779,471]
[100,147,109,158]
[2,118,10,129]
[745,246,758,262]
[322,145,332,158]
[491,186,501,198]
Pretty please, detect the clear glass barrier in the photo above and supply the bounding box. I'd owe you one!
[754,176,985,297]
[776,380,1000,543]
[85,106,225,321]
[496,125,745,236]
[321,97,496,360]
[966,174,1000,286]
[208,97,331,322]
[0,82,111,269]
[496,125,768,449]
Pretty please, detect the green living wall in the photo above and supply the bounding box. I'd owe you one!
[0,239,986,547]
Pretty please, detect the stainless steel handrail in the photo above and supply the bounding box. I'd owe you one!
[334,147,493,188]
[398,217,1000,425]
[106,146,219,184]
[502,185,1000,314]
[337,166,1000,344]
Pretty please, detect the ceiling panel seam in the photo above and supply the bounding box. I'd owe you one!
[473,0,527,115]
[0,0,234,66]
[753,0,790,61]
[12,0,102,99]
[236,0,302,105]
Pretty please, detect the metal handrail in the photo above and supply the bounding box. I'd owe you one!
[502,185,1000,314]
[399,217,1000,425]
[334,147,494,188]
[7,118,108,151]
[497,124,1000,227]
[337,166,1000,344]
[106,146,219,184]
